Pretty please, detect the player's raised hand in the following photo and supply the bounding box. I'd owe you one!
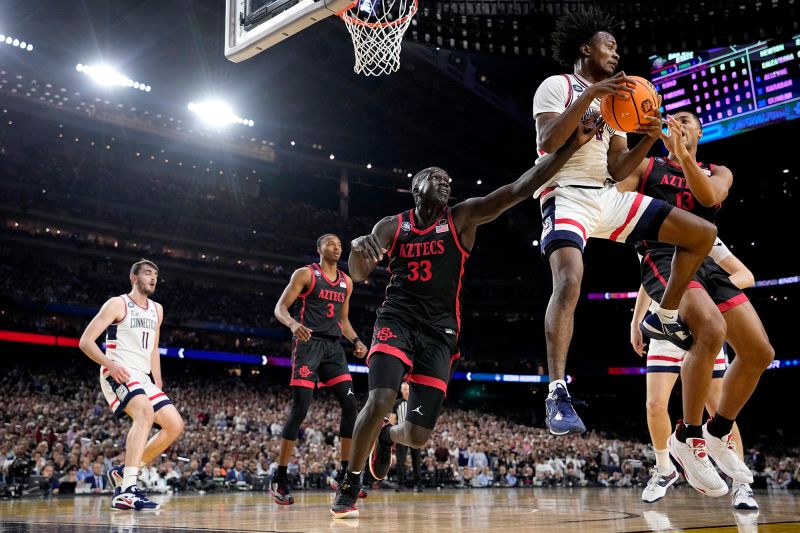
[587,71,636,100]
[353,340,367,359]
[569,111,605,147]
[107,361,131,384]
[660,115,690,159]
[630,322,646,356]
[351,234,387,263]
[291,321,313,342]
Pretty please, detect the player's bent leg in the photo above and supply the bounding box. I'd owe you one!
[141,404,184,464]
[113,396,159,511]
[655,209,717,310]
[643,372,679,503]
[669,290,728,497]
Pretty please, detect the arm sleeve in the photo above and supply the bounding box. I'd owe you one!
[533,75,570,117]
[708,237,733,264]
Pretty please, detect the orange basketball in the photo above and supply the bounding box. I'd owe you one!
[599,75,660,133]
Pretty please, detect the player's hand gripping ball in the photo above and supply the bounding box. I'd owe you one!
[600,75,660,133]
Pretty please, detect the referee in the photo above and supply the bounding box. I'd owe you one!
[391,381,422,491]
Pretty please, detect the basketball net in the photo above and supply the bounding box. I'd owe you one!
[339,0,418,76]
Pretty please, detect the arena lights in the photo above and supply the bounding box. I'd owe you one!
[0,33,34,52]
[76,63,151,92]
[187,101,254,128]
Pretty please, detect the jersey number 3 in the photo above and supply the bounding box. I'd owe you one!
[326,303,335,318]
[407,260,432,282]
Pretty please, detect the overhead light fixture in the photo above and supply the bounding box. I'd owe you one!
[76,63,151,92]
[187,100,254,128]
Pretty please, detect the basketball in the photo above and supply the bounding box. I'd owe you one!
[599,75,660,132]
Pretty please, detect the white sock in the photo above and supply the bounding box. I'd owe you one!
[654,449,673,473]
[122,467,139,491]
[655,306,678,324]
[549,379,567,393]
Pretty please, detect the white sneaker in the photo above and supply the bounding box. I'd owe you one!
[668,431,727,497]
[732,482,759,510]
[702,423,754,484]
[641,467,679,503]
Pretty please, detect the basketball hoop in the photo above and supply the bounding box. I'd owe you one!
[338,0,418,76]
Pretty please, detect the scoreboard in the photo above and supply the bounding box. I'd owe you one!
[650,34,800,143]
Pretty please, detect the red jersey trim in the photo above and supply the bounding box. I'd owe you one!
[407,373,448,393]
[409,207,446,235]
[560,74,572,108]
[367,343,413,368]
[717,293,749,313]
[298,265,316,298]
[639,157,655,195]
[316,263,342,286]
[446,208,471,256]
[318,374,353,388]
[290,379,316,389]
[643,254,668,287]
[148,392,167,401]
[609,193,644,241]
[387,214,403,257]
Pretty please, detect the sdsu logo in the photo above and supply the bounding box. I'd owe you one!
[401,221,411,232]
[297,365,313,378]
[375,327,397,341]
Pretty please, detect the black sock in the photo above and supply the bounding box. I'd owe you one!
[340,461,349,472]
[707,414,735,439]
[277,465,288,478]
[678,422,703,443]
[346,471,361,486]
[378,425,394,447]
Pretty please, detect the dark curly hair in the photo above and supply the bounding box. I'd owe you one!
[551,6,618,66]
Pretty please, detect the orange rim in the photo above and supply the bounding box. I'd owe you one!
[338,0,418,28]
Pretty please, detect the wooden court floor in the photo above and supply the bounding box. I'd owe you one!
[1,487,798,532]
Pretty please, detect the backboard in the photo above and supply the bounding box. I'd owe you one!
[225,0,354,62]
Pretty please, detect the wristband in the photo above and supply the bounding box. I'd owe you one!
[351,337,362,345]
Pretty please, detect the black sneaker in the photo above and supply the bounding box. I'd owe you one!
[368,418,393,481]
[331,480,360,519]
[270,474,294,505]
[641,313,693,350]
[332,469,368,498]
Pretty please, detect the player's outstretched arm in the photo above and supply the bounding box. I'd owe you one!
[710,238,755,289]
[274,267,314,341]
[79,297,130,384]
[453,113,604,233]
[349,215,397,282]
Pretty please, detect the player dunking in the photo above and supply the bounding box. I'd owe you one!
[79,259,184,511]
[618,111,774,497]
[532,7,717,436]
[330,113,605,518]
[632,237,758,509]
[271,234,367,505]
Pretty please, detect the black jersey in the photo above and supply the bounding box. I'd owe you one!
[294,263,348,338]
[636,156,720,255]
[379,206,470,335]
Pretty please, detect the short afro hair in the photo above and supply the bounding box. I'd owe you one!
[551,6,618,66]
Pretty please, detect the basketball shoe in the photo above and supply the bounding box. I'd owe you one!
[107,465,124,489]
[368,418,393,480]
[732,482,758,510]
[641,467,679,503]
[331,469,368,498]
[641,313,693,350]
[668,429,727,497]
[270,473,294,505]
[331,479,361,519]
[111,486,160,511]
[702,423,754,484]
[544,384,586,435]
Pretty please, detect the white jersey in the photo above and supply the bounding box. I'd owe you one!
[532,73,627,198]
[105,294,159,374]
[646,237,732,313]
